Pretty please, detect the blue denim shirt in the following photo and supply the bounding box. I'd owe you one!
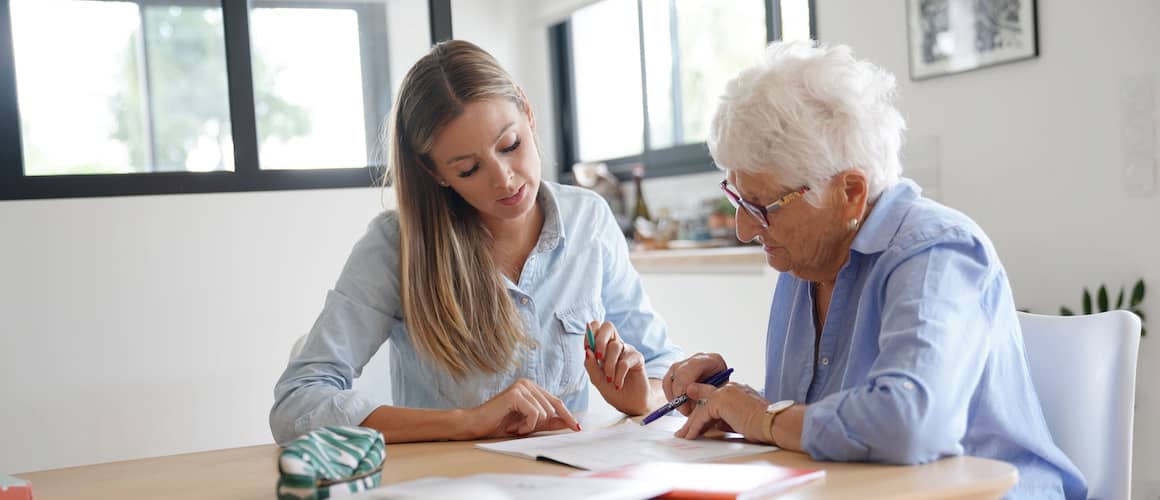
[271,182,682,445]
[765,180,1086,499]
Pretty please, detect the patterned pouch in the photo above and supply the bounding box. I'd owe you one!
[277,426,386,500]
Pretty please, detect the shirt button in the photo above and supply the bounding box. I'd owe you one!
[903,381,915,390]
[520,297,529,305]
[820,357,829,366]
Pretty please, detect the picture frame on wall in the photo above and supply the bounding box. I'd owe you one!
[906,0,1039,80]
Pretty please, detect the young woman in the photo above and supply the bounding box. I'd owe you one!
[270,40,682,444]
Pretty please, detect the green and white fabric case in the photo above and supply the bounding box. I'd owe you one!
[277,426,386,500]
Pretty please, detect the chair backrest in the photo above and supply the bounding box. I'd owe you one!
[290,334,393,405]
[1017,311,1140,500]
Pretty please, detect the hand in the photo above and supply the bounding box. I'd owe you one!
[584,320,655,415]
[469,378,581,438]
[662,353,728,416]
[674,382,770,442]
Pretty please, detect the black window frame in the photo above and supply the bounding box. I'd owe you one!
[0,0,453,200]
[550,0,816,182]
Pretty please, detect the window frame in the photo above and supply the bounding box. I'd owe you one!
[0,0,453,200]
[550,0,816,182]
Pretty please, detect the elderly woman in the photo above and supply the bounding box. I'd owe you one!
[663,41,1085,499]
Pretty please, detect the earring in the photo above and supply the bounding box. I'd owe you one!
[438,180,449,187]
[848,218,859,231]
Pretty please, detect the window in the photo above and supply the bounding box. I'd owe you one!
[550,0,815,180]
[0,0,450,200]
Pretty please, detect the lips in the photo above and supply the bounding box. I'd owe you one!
[498,184,526,206]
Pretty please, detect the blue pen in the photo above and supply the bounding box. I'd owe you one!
[640,368,734,425]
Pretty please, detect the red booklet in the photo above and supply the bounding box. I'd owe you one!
[581,461,825,499]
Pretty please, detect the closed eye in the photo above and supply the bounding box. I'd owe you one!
[457,163,480,178]
[500,137,521,154]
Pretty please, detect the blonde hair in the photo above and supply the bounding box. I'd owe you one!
[708,40,905,204]
[383,40,530,379]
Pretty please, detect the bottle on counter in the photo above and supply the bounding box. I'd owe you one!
[632,163,652,223]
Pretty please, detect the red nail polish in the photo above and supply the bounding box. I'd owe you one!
[615,385,620,390]
[606,376,612,383]
[596,352,602,360]
[576,423,583,431]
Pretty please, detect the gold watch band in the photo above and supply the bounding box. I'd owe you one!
[762,410,778,445]
[761,400,795,446]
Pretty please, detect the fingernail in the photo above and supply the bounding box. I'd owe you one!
[615,385,620,390]
[596,352,602,360]
[606,376,612,383]
[575,424,582,431]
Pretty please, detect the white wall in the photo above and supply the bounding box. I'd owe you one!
[0,0,430,474]
[0,188,388,473]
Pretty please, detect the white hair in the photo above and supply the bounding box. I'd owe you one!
[708,41,905,204]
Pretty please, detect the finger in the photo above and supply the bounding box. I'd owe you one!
[528,385,571,433]
[684,383,716,401]
[600,333,624,384]
[583,344,605,385]
[542,389,581,432]
[613,345,642,389]
[590,321,616,369]
[678,383,715,417]
[662,364,678,400]
[513,390,544,435]
[676,402,714,440]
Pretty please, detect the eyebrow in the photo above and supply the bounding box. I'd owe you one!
[444,122,516,166]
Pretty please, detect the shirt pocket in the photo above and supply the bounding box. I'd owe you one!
[554,302,605,396]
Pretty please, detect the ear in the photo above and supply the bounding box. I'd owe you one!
[517,87,536,130]
[834,169,869,218]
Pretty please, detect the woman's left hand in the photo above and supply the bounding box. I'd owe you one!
[584,320,658,416]
[674,382,770,442]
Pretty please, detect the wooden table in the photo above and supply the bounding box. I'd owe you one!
[17,438,1017,500]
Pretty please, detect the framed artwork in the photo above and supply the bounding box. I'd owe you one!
[906,0,1039,80]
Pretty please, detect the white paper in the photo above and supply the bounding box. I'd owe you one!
[352,474,670,500]
[476,415,776,471]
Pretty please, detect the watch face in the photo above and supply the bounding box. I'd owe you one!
[767,400,794,414]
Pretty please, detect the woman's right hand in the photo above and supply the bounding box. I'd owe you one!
[662,352,729,416]
[467,378,581,438]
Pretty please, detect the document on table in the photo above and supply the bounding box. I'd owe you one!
[352,474,670,500]
[476,415,776,471]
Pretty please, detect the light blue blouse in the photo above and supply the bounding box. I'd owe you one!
[765,179,1086,499]
[270,182,682,445]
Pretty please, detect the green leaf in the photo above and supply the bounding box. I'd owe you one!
[1098,285,1109,312]
[1116,287,1125,309]
[1083,288,1092,315]
[1130,279,1145,307]
[1134,309,1146,322]
[1060,306,1074,316]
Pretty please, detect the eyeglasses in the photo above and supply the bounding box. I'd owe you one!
[719,179,808,229]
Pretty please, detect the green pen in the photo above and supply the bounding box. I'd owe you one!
[586,326,600,367]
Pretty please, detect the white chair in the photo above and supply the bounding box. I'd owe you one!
[290,334,393,405]
[1018,311,1141,500]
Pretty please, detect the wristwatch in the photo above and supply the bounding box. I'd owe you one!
[761,400,795,445]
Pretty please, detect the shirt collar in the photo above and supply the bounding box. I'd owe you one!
[533,181,565,253]
[849,178,921,255]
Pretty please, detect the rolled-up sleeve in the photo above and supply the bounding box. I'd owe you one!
[803,235,996,464]
[269,214,402,446]
[595,206,683,379]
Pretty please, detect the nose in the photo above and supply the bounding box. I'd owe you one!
[734,210,765,244]
[490,158,515,190]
